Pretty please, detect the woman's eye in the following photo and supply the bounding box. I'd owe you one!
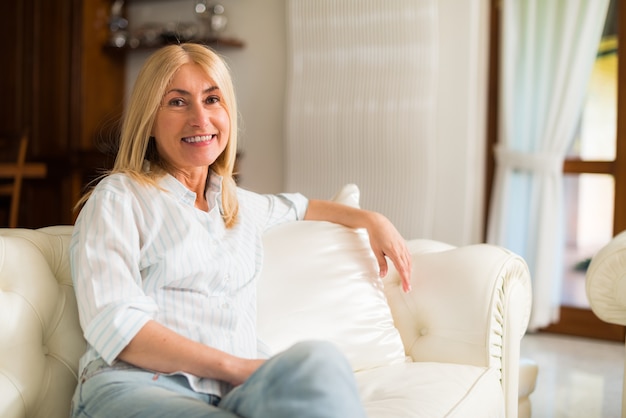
[168,98,185,107]
[206,95,221,105]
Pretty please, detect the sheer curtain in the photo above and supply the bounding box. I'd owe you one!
[284,0,438,239]
[487,0,609,330]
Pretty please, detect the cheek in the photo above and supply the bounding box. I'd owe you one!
[218,111,230,130]
[153,111,184,137]
[152,115,169,138]
[217,111,231,138]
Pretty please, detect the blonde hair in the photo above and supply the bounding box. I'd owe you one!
[78,43,240,227]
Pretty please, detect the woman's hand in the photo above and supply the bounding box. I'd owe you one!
[365,212,413,293]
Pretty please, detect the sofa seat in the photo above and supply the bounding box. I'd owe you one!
[356,362,503,417]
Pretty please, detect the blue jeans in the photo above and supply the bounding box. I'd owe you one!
[70,340,367,418]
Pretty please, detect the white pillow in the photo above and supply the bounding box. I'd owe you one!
[257,184,407,371]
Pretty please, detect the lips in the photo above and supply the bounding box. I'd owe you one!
[181,134,215,143]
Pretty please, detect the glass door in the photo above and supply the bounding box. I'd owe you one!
[486,0,625,340]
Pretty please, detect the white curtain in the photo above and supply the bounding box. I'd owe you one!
[284,0,438,239]
[487,0,610,330]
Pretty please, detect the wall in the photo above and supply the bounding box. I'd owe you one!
[434,0,489,244]
[126,0,489,245]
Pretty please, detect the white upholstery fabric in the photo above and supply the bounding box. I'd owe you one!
[258,221,408,371]
[383,241,532,418]
[0,227,84,418]
[586,230,626,324]
[356,363,504,417]
[258,183,407,371]
[517,358,539,418]
[586,230,626,415]
[0,186,534,418]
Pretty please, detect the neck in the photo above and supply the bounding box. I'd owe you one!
[195,195,209,212]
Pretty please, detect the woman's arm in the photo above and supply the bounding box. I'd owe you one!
[118,320,264,387]
[304,199,412,292]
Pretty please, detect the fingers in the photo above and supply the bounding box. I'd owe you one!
[376,253,389,278]
[400,267,412,293]
[375,242,413,293]
[367,213,413,293]
[393,249,413,293]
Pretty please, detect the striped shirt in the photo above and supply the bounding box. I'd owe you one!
[70,172,308,396]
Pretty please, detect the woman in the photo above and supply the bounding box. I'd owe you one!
[70,43,412,418]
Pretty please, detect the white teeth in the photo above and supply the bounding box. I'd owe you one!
[182,135,213,143]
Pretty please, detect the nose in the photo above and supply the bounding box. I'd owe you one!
[188,102,210,128]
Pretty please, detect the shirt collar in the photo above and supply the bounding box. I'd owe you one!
[158,171,224,215]
[206,171,224,214]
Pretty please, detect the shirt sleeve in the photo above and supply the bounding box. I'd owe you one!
[275,192,309,221]
[238,188,309,233]
[70,183,158,365]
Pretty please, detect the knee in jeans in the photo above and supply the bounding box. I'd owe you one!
[289,340,351,372]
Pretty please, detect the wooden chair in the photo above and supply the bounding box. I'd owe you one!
[0,132,28,227]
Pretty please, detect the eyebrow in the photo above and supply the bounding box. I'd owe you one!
[164,86,220,96]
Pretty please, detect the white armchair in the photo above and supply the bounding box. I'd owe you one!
[585,230,626,416]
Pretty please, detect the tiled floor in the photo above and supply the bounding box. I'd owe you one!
[521,332,624,418]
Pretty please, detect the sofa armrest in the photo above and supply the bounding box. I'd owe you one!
[586,230,626,326]
[0,227,82,418]
[383,239,532,418]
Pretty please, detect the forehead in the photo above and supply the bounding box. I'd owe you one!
[166,63,217,91]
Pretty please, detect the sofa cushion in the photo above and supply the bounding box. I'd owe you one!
[356,362,504,417]
[257,184,407,371]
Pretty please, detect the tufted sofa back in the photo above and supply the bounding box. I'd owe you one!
[0,226,85,418]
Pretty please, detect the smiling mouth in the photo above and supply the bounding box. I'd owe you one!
[181,134,215,143]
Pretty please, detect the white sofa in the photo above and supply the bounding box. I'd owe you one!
[585,230,626,416]
[0,186,536,417]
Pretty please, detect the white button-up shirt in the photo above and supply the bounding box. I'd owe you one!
[70,172,308,396]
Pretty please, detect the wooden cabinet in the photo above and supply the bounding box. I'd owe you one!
[0,0,126,227]
[0,0,116,227]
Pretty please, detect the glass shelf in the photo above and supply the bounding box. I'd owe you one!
[104,36,244,52]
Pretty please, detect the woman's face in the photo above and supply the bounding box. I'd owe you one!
[152,62,230,175]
